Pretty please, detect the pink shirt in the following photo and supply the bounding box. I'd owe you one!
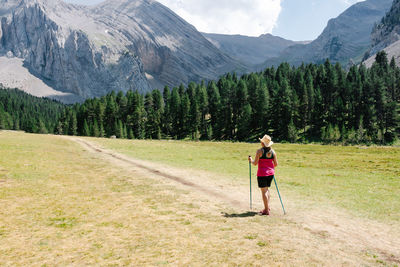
[257,150,275,177]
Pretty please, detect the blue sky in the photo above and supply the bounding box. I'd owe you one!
[272,0,364,40]
[64,0,365,41]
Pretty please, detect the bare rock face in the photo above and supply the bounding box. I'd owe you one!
[368,0,400,57]
[363,0,400,67]
[0,0,241,101]
[90,0,242,89]
[0,0,151,99]
[364,39,400,68]
[262,0,393,68]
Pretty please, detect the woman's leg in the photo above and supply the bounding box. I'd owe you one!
[260,187,270,215]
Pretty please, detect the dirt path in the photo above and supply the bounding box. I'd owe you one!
[70,137,245,208]
[66,136,400,265]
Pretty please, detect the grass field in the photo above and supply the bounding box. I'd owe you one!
[91,137,400,223]
[1,131,399,266]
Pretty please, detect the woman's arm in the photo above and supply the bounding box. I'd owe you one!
[248,149,262,166]
[273,150,278,167]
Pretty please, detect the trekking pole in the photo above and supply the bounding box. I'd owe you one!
[248,156,252,210]
[273,176,286,215]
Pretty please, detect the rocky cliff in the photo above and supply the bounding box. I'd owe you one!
[363,39,400,67]
[0,0,151,99]
[0,0,241,101]
[91,0,242,89]
[262,0,393,68]
[366,0,400,59]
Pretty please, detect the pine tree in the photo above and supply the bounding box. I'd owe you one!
[383,101,399,143]
[254,82,270,136]
[273,78,293,141]
[83,119,90,136]
[96,100,105,130]
[116,120,124,138]
[356,118,366,144]
[207,81,221,139]
[117,91,128,122]
[93,119,100,137]
[68,111,78,136]
[207,124,213,141]
[375,51,389,74]
[189,95,200,140]
[360,77,377,140]
[196,82,209,140]
[237,104,252,141]
[217,75,235,139]
[145,93,155,139]
[294,70,309,139]
[63,112,70,135]
[180,92,191,139]
[247,73,261,131]
[162,86,172,138]
[152,89,163,139]
[105,94,117,136]
[374,78,387,140]
[123,124,128,139]
[99,122,105,137]
[13,118,20,131]
[128,128,134,139]
[287,119,298,143]
[38,119,48,134]
[56,121,64,135]
[170,87,181,139]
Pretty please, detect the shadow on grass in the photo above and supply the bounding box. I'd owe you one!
[222,211,258,218]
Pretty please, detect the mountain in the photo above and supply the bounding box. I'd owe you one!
[0,0,242,102]
[370,0,400,55]
[363,39,400,67]
[364,0,400,66]
[202,33,308,66]
[262,0,393,68]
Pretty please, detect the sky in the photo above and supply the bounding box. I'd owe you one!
[64,0,365,41]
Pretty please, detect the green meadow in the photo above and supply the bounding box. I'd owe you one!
[1,131,399,266]
[91,138,400,223]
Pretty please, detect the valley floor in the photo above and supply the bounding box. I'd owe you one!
[0,131,399,266]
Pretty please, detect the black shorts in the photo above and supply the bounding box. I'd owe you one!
[257,175,274,188]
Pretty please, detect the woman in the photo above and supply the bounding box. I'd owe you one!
[248,135,278,215]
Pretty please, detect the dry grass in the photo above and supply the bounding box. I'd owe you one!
[0,131,398,266]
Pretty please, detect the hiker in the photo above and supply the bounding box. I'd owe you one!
[248,135,278,215]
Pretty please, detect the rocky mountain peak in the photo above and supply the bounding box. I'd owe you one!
[370,0,400,55]
[262,0,393,68]
[0,0,241,102]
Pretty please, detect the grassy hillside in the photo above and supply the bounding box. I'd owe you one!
[1,131,399,266]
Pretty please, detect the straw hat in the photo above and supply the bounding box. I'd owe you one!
[259,135,273,147]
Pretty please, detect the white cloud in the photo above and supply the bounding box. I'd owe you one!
[157,0,282,37]
[340,0,365,5]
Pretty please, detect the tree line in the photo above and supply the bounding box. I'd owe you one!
[0,87,65,134]
[56,51,399,144]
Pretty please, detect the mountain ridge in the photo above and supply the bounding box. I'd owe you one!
[370,0,400,55]
[202,32,308,66]
[0,0,243,102]
[363,0,400,66]
[261,0,393,68]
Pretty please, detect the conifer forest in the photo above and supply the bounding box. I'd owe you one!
[1,52,399,145]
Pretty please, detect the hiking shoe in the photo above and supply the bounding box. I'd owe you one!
[259,209,269,216]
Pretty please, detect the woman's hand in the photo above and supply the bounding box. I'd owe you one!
[248,156,252,162]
